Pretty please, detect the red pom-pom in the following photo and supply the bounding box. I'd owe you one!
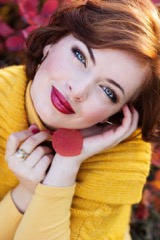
[52,128,83,156]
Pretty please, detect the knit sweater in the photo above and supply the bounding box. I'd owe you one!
[0,65,28,199]
[0,65,151,239]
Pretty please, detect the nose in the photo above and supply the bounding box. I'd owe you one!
[67,78,91,102]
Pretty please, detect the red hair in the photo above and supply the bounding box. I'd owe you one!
[25,0,160,142]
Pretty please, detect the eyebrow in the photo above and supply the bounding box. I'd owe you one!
[106,78,125,95]
[83,43,124,95]
[84,43,96,65]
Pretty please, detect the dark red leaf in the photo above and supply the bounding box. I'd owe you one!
[152,0,160,4]
[36,0,58,26]
[5,35,25,51]
[151,149,160,167]
[30,0,58,26]
[17,0,39,24]
[142,188,154,207]
[135,203,150,220]
[0,21,14,37]
[22,25,38,38]
[41,0,58,16]
[28,14,48,26]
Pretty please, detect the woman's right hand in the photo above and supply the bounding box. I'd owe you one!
[5,125,53,213]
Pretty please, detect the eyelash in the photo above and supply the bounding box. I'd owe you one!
[72,48,86,67]
[100,86,118,103]
[72,47,118,103]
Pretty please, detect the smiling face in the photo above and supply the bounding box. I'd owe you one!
[30,35,148,130]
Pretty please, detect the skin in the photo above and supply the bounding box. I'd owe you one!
[31,35,148,130]
[7,106,138,212]
[5,35,149,213]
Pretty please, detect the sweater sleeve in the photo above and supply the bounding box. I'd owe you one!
[14,184,76,240]
[0,191,23,240]
[70,132,151,239]
[75,132,151,204]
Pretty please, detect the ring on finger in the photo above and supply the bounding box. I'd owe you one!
[16,148,29,160]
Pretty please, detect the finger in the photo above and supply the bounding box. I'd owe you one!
[119,105,132,129]
[125,106,139,137]
[117,105,138,140]
[117,105,136,130]
[83,105,133,155]
[24,146,53,168]
[101,105,131,139]
[5,125,39,160]
[33,154,53,182]
[18,130,52,156]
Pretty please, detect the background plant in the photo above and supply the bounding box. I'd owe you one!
[0,0,60,66]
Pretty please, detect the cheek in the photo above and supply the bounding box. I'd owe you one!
[44,52,72,73]
[82,108,108,125]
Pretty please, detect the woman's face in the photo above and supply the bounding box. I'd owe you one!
[31,35,148,130]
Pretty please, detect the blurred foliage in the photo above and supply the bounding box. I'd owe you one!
[0,0,160,239]
[0,0,59,66]
[131,144,160,240]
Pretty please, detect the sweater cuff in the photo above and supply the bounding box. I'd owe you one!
[0,191,23,240]
[1,191,23,220]
[13,183,76,240]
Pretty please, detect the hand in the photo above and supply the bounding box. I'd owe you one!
[5,125,53,212]
[43,105,138,187]
[80,104,138,159]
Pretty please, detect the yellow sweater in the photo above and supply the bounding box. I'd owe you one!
[0,66,151,239]
[0,65,28,198]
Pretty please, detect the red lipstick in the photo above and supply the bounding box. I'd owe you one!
[51,86,75,114]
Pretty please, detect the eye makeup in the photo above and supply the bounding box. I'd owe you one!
[100,85,118,103]
[72,47,86,67]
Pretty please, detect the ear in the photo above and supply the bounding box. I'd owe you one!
[43,44,52,56]
[100,119,108,123]
[41,44,52,63]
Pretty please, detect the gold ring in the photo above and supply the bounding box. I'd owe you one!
[16,148,29,160]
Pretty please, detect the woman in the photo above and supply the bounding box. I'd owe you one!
[0,0,160,239]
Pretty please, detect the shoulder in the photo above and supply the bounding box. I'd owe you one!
[0,65,27,85]
[0,65,29,135]
[76,130,151,204]
[0,65,28,94]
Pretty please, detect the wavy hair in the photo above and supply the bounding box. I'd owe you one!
[25,0,160,142]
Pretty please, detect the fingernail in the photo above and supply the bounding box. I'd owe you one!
[32,128,40,134]
[29,124,40,134]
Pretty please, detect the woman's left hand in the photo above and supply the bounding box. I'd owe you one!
[80,104,138,159]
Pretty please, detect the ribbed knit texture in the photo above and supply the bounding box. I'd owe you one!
[71,136,151,239]
[26,81,47,130]
[0,65,28,199]
[0,65,151,239]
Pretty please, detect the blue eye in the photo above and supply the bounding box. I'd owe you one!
[72,48,86,67]
[100,86,117,103]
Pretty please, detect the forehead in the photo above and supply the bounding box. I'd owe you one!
[95,48,147,78]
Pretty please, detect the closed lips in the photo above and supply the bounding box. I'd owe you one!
[51,86,75,114]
